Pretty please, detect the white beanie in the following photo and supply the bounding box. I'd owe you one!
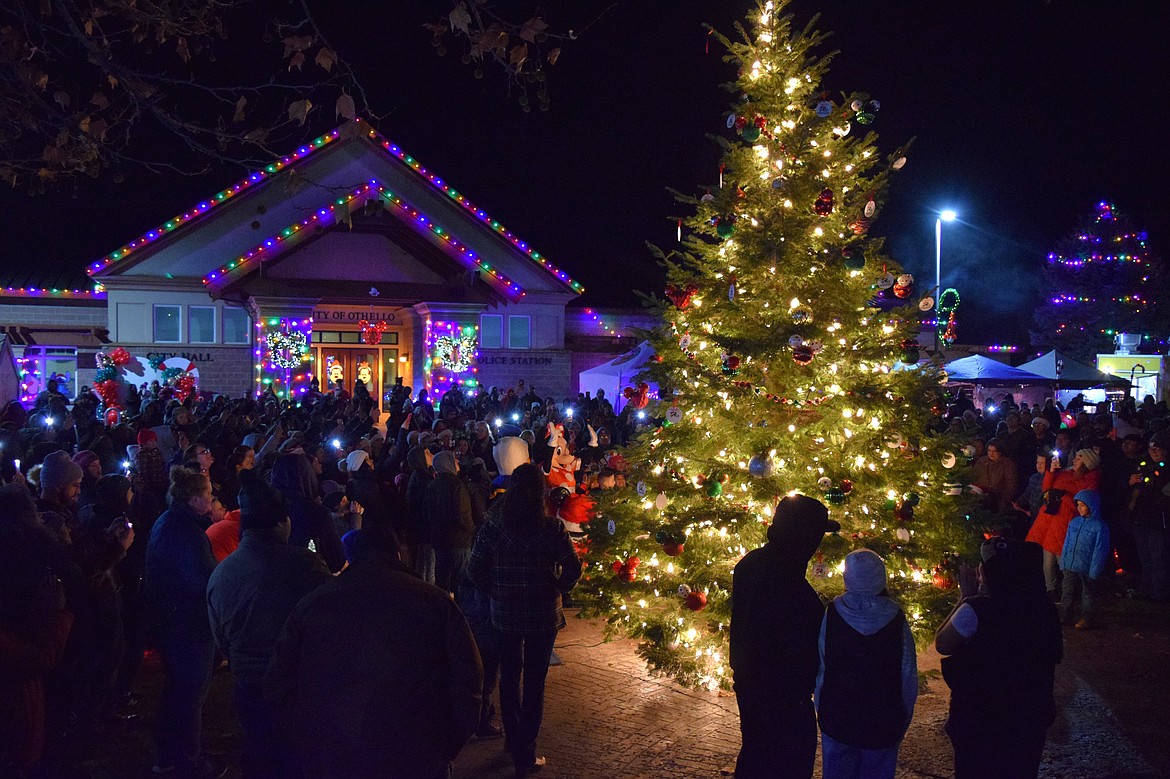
[1076,448,1101,471]
[843,549,887,596]
[345,450,370,473]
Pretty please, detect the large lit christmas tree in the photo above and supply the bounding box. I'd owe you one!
[1030,201,1167,362]
[579,0,975,690]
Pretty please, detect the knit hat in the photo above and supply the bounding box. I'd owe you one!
[72,450,100,473]
[237,470,288,531]
[137,428,158,446]
[843,549,887,596]
[40,450,83,491]
[1150,431,1170,451]
[432,450,458,475]
[1075,448,1101,471]
[345,449,370,473]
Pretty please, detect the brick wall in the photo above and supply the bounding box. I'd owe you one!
[119,346,254,398]
[0,302,107,328]
[475,349,572,400]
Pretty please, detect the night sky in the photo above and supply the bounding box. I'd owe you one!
[3,1,1169,347]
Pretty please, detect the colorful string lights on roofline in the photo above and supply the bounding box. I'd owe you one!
[582,308,623,337]
[87,118,580,293]
[984,345,1018,353]
[88,131,342,277]
[1,286,106,298]
[201,181,526,299]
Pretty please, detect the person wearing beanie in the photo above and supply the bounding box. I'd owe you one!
[133,427,168,516]
[815,550,916,779]
[425,450,474,595]
[730,494,840,779]
[73,449,103,511]
[37,450,85,531]
[935,537,1062,779]
[1026,446,1103,597]
[208,469,332,778]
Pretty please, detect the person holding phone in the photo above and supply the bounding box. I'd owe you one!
[1026,448,1102,598]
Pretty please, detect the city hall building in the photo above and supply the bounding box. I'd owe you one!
[1,120,651,407]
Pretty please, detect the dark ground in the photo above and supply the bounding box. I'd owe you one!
[47,590,1170,779]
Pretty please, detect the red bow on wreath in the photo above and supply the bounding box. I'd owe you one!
[359,319,388,345]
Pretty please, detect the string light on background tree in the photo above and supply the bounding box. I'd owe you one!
[577,0,977,691]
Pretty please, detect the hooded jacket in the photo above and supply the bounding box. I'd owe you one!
[730,496,830,702]
[425,453,474,550]
[1061,490,1111,580]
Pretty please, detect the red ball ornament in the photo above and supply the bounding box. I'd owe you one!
[933,573,956,590]
[841,479,853,493]
[792,345,815,365]
[684,591,708,611]
[663,542,685,557]
[814,188,835,217]
[109,347,132,366]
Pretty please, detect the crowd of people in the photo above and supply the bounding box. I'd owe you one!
[1,372,1168,779]
[0,376,612,778]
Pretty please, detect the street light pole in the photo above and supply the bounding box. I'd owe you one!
[934,209,957,354]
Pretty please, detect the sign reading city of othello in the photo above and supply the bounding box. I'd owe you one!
[311,306,403,324]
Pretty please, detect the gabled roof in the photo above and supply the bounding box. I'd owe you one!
[87,119,582,297]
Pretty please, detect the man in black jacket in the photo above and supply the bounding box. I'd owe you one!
[730,494,839,779]
[266,526,482,779]
[206,472,332,778]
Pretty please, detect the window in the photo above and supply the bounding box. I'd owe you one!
[223,308,250,344]
[507,315,531,349]
[189,306,216,343]
[153,305,181,343]
[480,314,503,349]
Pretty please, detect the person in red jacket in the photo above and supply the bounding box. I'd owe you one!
[1026,448,1101,596]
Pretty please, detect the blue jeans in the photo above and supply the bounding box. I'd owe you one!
[497,629,558,771]
[154,632,214,770]
[433,547,471,595]
[821,732,899,779]
[1059,570,1101,623]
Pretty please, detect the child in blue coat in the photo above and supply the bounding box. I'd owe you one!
[1060,489,1111,629]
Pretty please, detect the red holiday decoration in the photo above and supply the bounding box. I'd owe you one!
[814,188,834,217]
[663,541,685,557]
[684,590,708,611]
[623,382,650,409]
[94,379,119,407]
[109,347,132,366]
[612,556,641,582]
[848,217,872,235]
[104,407,121,426]
[932,571,956,589]
[359,319,389,345]
[175,373,197,403]
[792,344,815,365]
[665,283,699,310]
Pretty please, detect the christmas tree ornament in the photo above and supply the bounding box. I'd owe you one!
[941,452,958,469]
[663,540,685,556]
[771,177,786,190]
[892,156,907,170]
[726,114,738,129]
[791,307,813,324]
[893,273,914,299]
[701,191,715,203]
[679,332,693,350]
[895,501,914,522]
[666,406,684,424]
[868,99,881,112]
[815,100,833,118]
[895,527,911,542]
[841,479,853,493]
[721,352,742,376]
[792,344,815,365]
[848,217,872,235]
[613,556,641,582]
[666,283,699,310]
[715,216,737,239]
[728,274,737,302]
[864,199,877,218]
[904,492,921,507]
[918,295,935,312]
[741,125,761,142]
[684,590,708,611]
[876,272,895,290]
[788,334,805,349]
[748,453,774,478]
[677,584,691,597]
[817,476,833,491]
[636,481,647,497]
[900,339,921,365]
[855,110,875,125]
[850,99,864,112]
[814,188,835,217]
[885,432,906,449]
[654,492,669,510]
[706,480,724,497]
[825,487,846,505]
[606,519,617,535]
[844,250,866,271]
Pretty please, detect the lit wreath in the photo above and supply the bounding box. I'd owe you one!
[433,332,477,374]
[266,329,309,369]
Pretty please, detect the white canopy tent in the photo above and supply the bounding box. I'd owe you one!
[577,340,658,412]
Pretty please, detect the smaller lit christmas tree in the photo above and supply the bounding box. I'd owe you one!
[1031,201,1167,362]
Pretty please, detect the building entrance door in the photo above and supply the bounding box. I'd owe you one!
[318,346,399,409]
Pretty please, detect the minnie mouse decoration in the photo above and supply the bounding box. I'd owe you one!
[359,319,389,345]
[623,382,650,409]
[665,283,699,311]
[612,556,641,582]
